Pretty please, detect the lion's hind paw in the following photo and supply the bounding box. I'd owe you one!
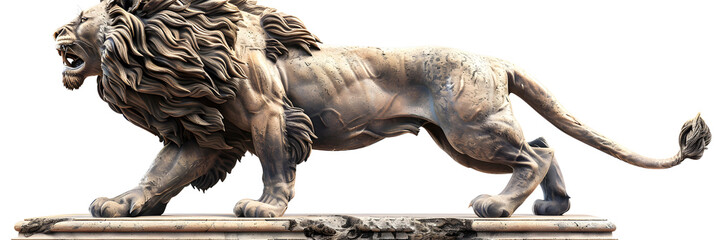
[470,194,513,218]
[533,198,570,216]
[89,197,127,218]
[234,199,286,218]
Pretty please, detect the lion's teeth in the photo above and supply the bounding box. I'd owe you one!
[62,51,72,67]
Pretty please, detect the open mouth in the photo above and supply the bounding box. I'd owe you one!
[57,45,85,70]
[57,43,87,89]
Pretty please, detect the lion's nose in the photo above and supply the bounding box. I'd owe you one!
[54,26,70,40]
[54,26,75,47]
[54,28,64,40]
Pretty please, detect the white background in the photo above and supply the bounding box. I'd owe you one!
[1,0,713,239]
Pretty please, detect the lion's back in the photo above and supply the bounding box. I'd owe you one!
[277,46,512,133]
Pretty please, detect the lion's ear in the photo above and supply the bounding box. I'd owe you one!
[109,0,175,15]
[108,0,140,11]
[105,0,137,12]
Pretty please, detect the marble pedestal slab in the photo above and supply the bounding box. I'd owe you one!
[15,214,616,240]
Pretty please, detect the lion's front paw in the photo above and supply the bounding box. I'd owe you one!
[89,188,166,217]
[470,194,513,218]
[234,199,286,218]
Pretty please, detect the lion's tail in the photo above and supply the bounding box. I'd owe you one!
[508,67,711,169]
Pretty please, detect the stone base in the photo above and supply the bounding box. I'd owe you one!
[14,214,616,239]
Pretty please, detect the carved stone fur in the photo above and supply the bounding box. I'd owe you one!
[54,0,710,218]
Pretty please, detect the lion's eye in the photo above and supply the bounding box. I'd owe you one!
[81,17,89,23]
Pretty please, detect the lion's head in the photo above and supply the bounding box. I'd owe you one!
[53,0,249,151]
[54,1,108,89]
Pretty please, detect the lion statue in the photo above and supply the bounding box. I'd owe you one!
[53,0,711,218]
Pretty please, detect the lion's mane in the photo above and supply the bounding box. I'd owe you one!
[101,0,246,150]
[98,0,318,190]
[230,0,322,62]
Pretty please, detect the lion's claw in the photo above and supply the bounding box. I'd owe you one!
[234,199,286,218]
[129,200,145,216]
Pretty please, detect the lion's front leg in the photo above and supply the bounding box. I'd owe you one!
[234,104,314,218]
[90,140,220,217]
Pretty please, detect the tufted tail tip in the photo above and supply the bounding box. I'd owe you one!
[678,113,712,161]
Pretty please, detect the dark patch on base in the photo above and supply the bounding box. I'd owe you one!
[19,217,72,237]
[412,218,477,240]
[288,219,298,231]
[303,216,476,239]
[303,223,337,238]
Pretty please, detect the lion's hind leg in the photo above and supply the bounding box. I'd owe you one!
[437,109,553,217]
[467,145,553,217]
[528,137,571,215]
[423,123,513,174]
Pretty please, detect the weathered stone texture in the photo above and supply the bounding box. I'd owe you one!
[15,215,616,239]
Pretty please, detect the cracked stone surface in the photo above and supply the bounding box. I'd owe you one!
[14,214,616,239]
